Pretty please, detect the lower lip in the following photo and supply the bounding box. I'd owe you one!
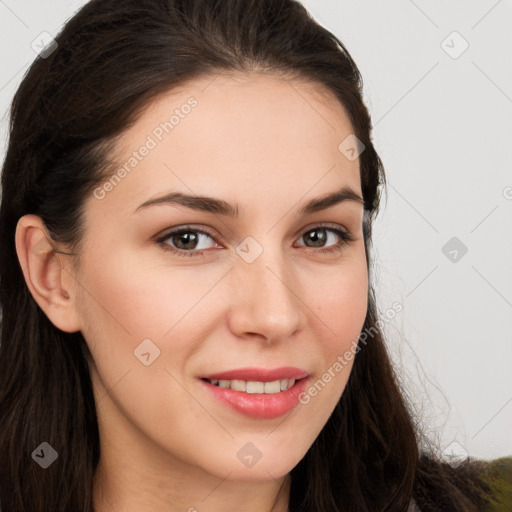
[199,377,310,419]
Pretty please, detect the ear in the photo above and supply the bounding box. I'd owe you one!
[15,214,82,333]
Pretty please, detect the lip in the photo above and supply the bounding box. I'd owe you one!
[199,374,311,419]
[200,366,309,382]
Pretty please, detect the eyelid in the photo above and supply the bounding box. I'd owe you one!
[154,222,355,256]
[155,223,223,241]
[296,221,351,238]
[155,221,352,243]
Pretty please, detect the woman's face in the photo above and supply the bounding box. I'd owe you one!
[70,72,368,482]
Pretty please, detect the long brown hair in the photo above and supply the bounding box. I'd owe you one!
[0,1,492,510]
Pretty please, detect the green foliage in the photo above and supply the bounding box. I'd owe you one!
[481,457,512,511]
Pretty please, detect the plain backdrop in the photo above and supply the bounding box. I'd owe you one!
[1,0,511,461]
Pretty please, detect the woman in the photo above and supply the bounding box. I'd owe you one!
[0,0,507,510]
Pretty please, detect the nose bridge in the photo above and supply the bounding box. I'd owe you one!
[229,236,302,341]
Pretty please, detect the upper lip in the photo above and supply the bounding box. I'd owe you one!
[200,366,309,382]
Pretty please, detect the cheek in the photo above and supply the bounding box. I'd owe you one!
[311,252,368,350]
[74,245,236,414]
[77,245,221,339]
[300,252,368,405]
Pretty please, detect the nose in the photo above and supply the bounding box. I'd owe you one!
[227,242,304,344]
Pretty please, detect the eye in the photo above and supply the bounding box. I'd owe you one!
[296,225,355,255]
[156,226,219,258]
[155,223,355,258]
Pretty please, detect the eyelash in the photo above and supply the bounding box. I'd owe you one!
[155,224,355,259]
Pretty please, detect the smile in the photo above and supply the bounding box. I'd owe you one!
[202,378,296,393]
[199,374,310,419]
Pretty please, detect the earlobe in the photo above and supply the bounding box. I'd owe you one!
[15,214,82,333]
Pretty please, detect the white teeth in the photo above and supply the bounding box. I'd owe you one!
[205,378,297,393]
[230,379,247,392]
[246,381,265,393]
[264,380,281,393]
[285,378,295,390]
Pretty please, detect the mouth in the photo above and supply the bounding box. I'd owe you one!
[197,367,311,419]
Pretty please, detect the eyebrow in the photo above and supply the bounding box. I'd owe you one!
[134,185,365,217]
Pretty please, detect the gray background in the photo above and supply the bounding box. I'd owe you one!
[1,0,511,460]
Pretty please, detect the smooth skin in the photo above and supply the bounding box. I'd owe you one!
[15,71,368,512]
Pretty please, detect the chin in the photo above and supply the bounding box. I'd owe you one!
[210,445,305,483]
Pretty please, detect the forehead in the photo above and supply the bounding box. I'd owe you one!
[87,71,362,219]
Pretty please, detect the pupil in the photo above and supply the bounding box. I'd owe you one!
[175,232,198,249]
[307,229,326,247]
